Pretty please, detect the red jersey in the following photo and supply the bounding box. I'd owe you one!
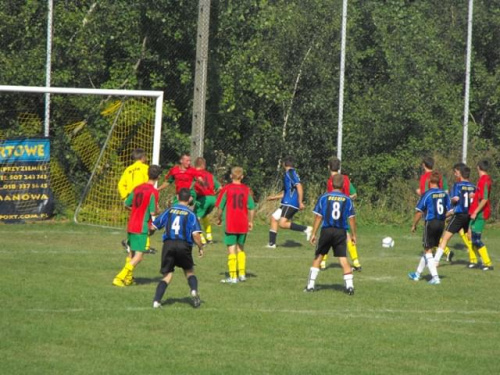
[165,166,201,193]
[469,174,492,220]
[216,183,255,234]
[194,169,219,197]
[419,171,444,194]
[125,183,159,234]
[327,174,351,196]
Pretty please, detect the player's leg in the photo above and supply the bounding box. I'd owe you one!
[347,231,361,271]
[267,208,281,248]
[222,234,238,283]
[113,234,146,286]
[236,240,247,281]
[203,196,216,243]
[458,228,474,261]
[471,218,492,270]
[339,257,354,295]
[153,241,176,307]
[279,207,312,240]
[426,221,443,284]
[434,230,454,265]
[153,272,173,308]
[332,230,354,294]
[305,253,323,292]
[184,268,201,308]
[467,228,479,267]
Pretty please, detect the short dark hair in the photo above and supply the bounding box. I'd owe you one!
[332,174,344,189]
[283,156,294,167]
[148,165,162,180]
[430,171,441,185]
[453,162,466,171]
[132,148,145,161]
[461,166,471,179]
[478,159,490,172]
[329,157,341,172]
[178,188,191,203]
[422,156,434,170]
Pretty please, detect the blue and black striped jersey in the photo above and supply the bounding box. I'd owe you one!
[152,204,201,245]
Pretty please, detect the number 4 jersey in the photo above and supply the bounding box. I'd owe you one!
[216,182,255,234]
[416,187,451,221]
[313,191,355,230]
[152,204,201,245]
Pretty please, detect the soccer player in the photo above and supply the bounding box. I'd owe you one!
[112,165,162,287]
[193,157,221,245]
[408,171,452,285]
[157,152,202,204]
[322,157,361,271]
[434,164,475,266]
[469,160,493,271]
[216,167,255,284]
[266,156,312,249]
[117,148,154,254]
[151,188,204,308]
[304,174,357,295]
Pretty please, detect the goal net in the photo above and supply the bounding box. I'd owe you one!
[0,85,163,228]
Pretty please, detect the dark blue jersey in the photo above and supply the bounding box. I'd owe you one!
[281,168,301,209]
[313,191,355,229]
[152,204,201,245]
[416,188,451,221]
[451,181,476,214]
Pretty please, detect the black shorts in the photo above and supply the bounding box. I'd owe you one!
[315,227,347,257]
[160,240,194,274]
[281,205,298,220]
[423,219,445,249]
[445,213,470,234]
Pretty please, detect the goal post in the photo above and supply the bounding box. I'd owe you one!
[0,85,163,228]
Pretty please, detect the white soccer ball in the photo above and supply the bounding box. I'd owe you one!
[382,236,395,248]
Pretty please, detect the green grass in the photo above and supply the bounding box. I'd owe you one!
[0,222,499,374]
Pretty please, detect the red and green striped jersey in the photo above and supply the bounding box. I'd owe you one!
[165,166,202,193]
[215,182,255,234]
[470,174,492,220]
[194,169,220,197]
[125,183,158,234]
[326,174,356,196]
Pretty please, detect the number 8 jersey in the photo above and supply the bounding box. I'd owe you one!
[313,191,355,230]
[416,188,451,221]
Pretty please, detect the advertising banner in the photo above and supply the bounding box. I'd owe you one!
[0,139,54,222]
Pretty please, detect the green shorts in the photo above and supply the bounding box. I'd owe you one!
[470,217,485,233]
[195,195,216,218]
[173,188,197,205]
[128,233,148,252]
[224,233,247,246]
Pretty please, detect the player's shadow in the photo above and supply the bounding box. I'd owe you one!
[133,277,162,285]
[280,240,303,248]
[219,271,258,279]
[323,263,341,270]
[314,283,347,293]
[163,297,198,307]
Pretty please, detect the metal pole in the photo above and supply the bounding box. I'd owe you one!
[462,0,474,163]
[337,0,348,164]
[191,0,211,159]
[44,0,53,138]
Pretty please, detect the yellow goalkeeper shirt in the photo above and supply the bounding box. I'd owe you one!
[118,161,149,200]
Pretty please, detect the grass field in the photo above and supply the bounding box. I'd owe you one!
[0,221,499,374]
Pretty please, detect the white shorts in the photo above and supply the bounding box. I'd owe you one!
[272,208,282,221]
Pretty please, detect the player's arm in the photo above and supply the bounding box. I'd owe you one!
[296,183,305,210]
[310,214,322,245]
[192,232,204,257]
[267,191,284,201]
[124,191,134,210]
[471,185,489,220]
[247,194,256,230]
[349,183,358,200]
[349,216,357,244]
[118,170,130,200]
[215,190,227,225]
[157,170,174,191]
[411,211,423,232]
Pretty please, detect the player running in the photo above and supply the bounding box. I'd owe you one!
[409,172,452,285]
[304,174,357,295]
[266,156,312,248]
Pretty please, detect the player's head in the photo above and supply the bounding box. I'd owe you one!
[461,165,471,180]
[132,148,146,162]
[230,166,244,181]
[422,156,434,170]
[194,157,206,170]
[453,162,466,179]
[177,188,191,204]
[332,174,344,190]
[429,171,441,187]
[477,159,490,172]
[283,156,294,168]
[329,157,341,172]
[180,153,191,169]
[148,165,162,181]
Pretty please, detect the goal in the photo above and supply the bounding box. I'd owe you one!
[0,85,163,228]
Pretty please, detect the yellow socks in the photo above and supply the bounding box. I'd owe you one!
[146,236,151,251]
[459,231,477,263]
[202,217,213,241]
[348,240,361,268]
[477,246,492,267]
[113,262,134,286]
[228,254,237,279]
[237,251,246,278]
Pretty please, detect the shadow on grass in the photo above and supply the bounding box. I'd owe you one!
[314,283,348,293]
[280,240,304,248]
[218,272,258,279]
[162,297,196,307]
[134,277,162,285]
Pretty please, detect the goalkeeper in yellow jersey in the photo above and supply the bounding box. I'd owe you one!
[117,149,154,283]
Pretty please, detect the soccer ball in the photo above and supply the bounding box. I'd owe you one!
[382,236,395,248]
